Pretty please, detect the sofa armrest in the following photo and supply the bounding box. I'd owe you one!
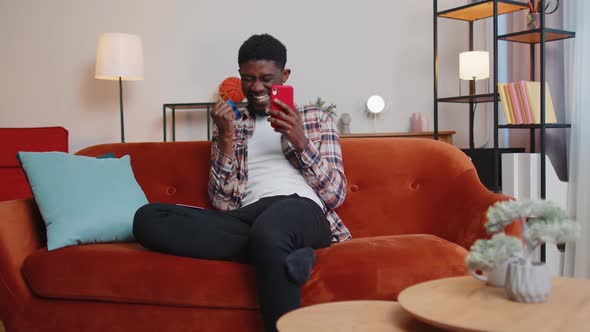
[0,199,45,317]
[435,169,522,250]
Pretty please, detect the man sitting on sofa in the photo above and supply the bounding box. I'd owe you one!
[133,33,350,332]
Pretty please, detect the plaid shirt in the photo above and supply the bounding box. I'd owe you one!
[208,105,351,242]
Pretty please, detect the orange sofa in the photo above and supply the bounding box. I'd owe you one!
[0,138,518,332]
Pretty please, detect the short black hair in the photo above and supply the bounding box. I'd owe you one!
[238,34,287,69]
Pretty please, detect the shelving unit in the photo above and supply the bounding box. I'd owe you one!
[433,0,528,154]
[433,0,575,206]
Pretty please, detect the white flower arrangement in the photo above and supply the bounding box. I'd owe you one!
[466,233,522,271]
[466,199,579,271]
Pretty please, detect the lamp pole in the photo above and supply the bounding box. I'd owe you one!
[119,76,125,143]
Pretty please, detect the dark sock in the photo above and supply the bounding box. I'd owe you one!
[285,247,316,286]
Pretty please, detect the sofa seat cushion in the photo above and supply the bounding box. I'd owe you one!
[22,235,468,309]
[301,234,469,305]
[22,243,259,309]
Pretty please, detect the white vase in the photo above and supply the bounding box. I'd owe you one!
[505,261,551,303]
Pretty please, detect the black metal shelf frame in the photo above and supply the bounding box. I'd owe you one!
[437,93,497,104]
[498,28,575,44]
[434,0,576,262]
[498,124,572,129]
[162,102,248,142]
[437,0,528,21]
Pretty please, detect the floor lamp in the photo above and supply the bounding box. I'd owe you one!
[95,33,144,143]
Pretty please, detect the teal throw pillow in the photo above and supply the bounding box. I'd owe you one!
[17,152,148,250]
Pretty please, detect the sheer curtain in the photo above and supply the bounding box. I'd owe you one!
[563,0,590,278]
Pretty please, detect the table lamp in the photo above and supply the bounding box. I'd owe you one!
[459,51,489,95]
[459,50,489,150]
[95,33,144,143]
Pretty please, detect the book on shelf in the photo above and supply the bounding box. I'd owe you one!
[524,81,558,124]
[497,81,558,125]
[503,84,516,123]
[517,80,534,123]
[508,82,524,124]
[513,82,528,123]
[497,83,513,124]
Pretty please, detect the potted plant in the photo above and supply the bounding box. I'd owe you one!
[311,97,337,116]
[466,199,579,302]
[466,233,522,287]
[311,97,352,134]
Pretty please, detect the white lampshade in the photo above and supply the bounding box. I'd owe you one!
[366,95,385,114]
[95,33,144,81]
[459,51,489,81]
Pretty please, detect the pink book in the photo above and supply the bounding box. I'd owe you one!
[508,83,523,124]
[518,81,534,123]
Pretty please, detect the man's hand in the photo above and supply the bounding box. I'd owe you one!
[268,99,309,153]
[210,100,235,154]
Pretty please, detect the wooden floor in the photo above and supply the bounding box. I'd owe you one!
[1,320,5,332]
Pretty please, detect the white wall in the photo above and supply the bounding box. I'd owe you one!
[0,0,472,152]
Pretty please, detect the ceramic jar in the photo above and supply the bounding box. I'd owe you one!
[469,259,511,287]
[505,261,551,303]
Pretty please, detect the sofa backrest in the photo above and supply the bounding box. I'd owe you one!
[77,138,498,243]
[337,137,492,240]
[77,141,214,208]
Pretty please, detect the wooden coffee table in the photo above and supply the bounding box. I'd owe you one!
[398,276,590,332]
[276,300,443,332]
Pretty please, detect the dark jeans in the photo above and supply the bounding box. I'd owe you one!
[132,194,333,332]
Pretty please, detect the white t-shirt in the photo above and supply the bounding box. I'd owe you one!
[241,116,324,210]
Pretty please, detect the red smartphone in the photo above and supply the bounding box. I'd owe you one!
[270,85,294,112]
